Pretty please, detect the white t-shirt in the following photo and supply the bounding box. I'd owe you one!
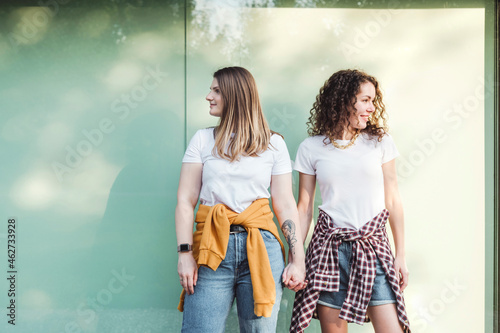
[182,128,292,213]
[294,133,399,230]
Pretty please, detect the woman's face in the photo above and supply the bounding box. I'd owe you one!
[348,81,376,131]
[206,78,223,117]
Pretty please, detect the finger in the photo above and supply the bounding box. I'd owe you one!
[193,268,198,287]
[292,282,306,292]
[286,275,298,286]
[299,281,308,290]
[186,275,195,295]
[401,282,408,291]
[180,279,188,293]
[287,279,303,292]
[394,265,402,284]
[283,279,293,289]
[282,270,291,285]
[394,264,401,279]
[397,269,407,291]
[290,278,301,287]
[181,274,190,294]
[401,271,409,291]
[400,280,407,291]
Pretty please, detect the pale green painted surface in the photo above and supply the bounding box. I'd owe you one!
[0,1,495,332]
[0,2,186,332]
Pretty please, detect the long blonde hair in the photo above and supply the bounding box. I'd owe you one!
[212,66,271,162]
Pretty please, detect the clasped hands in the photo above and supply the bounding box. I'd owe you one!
[179,253,307,294]
[282,261,307,292]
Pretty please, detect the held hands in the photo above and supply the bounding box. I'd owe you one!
[282,260,307,292]
[394,256,409,291]
[178,252,198,295]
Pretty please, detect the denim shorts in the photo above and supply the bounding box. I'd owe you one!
[317,241,396,309]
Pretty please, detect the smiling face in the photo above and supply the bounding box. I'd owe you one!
[347,81,376,133]
[206,78,223,117]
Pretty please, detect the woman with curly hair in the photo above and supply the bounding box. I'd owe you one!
[176,66,306,332]
[289,69,410,333]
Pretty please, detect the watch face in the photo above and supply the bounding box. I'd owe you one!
[178,244,191,252]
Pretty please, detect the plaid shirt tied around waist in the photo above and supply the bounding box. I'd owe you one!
[289,209,410,332]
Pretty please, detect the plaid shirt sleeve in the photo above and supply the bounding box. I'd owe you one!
[289,210,410,333]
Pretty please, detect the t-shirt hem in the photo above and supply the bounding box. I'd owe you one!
[293,167,315,175]
[181,159,203,164]
[381,152,400,164]
[271,169,292,176]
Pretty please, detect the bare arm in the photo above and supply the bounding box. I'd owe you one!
[270,173,306,291]
[176,163,203,295]
[296,173,316,244]
[382,159,409,291]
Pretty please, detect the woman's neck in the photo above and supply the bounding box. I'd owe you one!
[339,127,357,140]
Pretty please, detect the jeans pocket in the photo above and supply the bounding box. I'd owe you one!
[260,229,278,242]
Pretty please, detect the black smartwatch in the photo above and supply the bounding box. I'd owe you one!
[177,243,192,253]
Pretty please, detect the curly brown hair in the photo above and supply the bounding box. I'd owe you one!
[307,69,388,143]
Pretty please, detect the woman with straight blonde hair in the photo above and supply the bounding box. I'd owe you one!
[176,66,306,332]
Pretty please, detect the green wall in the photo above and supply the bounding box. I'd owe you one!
[0,1,496,332]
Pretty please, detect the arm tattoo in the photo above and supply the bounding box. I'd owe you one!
[281,219,298,255]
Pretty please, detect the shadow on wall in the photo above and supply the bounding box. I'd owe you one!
[83,109,182,330]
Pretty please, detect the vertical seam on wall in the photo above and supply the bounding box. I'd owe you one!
[490,1,499,332]
[184,0,188,149]
[495,2,499,331]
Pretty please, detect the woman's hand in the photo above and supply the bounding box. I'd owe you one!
[270,173,308,292]
[176,163,202,295]
[394,255,409,291]
[178,252,198,295]
[382,160,408,292]
[282,260,307,292]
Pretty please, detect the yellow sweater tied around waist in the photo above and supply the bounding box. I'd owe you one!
[178,198,285,317]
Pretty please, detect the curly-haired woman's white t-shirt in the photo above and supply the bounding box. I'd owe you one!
[182,128,292,213]
[294,133,399,230]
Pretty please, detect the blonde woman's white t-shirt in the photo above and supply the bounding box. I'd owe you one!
[182,128,292,213]
[294,133,399,230]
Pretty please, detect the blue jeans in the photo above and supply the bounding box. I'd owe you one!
[181,230,285,333]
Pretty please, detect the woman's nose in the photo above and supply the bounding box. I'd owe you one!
[367,102,375,112]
